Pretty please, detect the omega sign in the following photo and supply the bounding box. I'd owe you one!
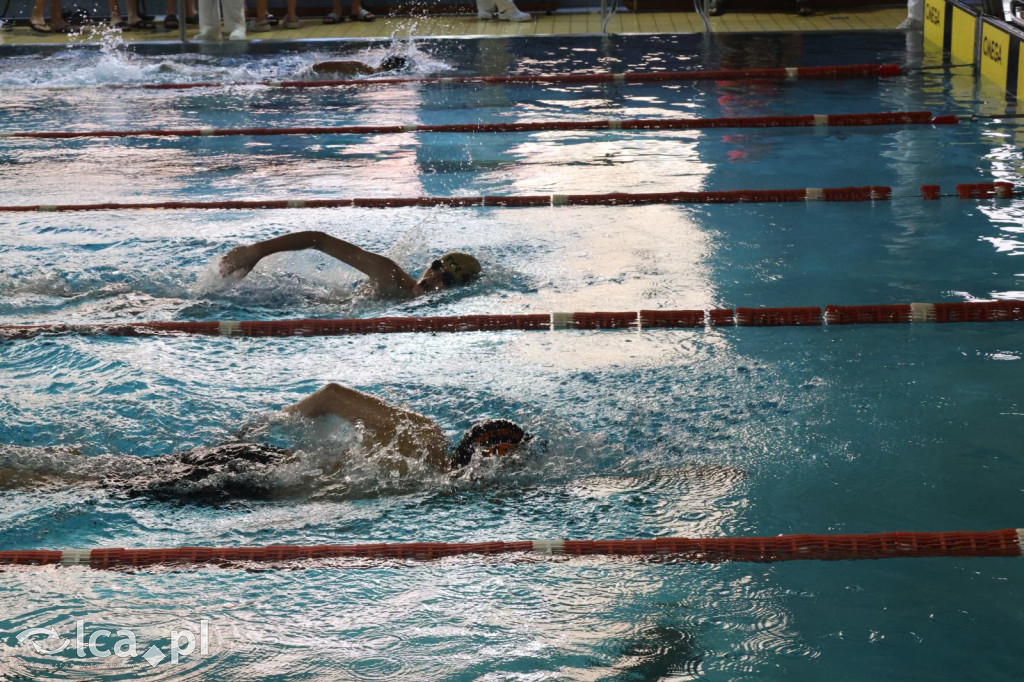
[983,35,1003,64]
[925,5,940,25]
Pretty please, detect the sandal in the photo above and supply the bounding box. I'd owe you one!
[186,13,199,23]
[164,13,178,28]
[129,18,156,29]
[283,18,300,28]
[322,11,340,23]
[30,21,54,33]
[352,8,374,21]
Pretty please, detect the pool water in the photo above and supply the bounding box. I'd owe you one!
[1,31,1024,679]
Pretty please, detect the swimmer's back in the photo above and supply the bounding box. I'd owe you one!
[106,442,293,503]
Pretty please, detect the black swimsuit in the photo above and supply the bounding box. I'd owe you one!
[105,442,292,503]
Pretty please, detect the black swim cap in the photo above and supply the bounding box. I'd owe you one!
[379,55,408,73]
[452,419,529,469]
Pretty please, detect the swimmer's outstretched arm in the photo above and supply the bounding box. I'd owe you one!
[284,383,450,469]
[311,61,378,76]
[220,231,418,294]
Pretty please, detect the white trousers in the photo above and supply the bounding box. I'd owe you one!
[477,0,522,15]
[908,0,923,21]
[198,0,245,34]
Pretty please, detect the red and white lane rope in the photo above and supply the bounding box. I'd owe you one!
[86,63,901,92]
[1,528,1019,569]
[0,186,893,213]
[0,182,1016,214]
[3,301,1022,340]
[0,111,952,141]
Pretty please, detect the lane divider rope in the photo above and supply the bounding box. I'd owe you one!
[1,182,1015,214]
[78,63,901,92]
[0,111,951,141]
[0,186,894,213]
[2,528,1019,568]
[3,301,1022,340]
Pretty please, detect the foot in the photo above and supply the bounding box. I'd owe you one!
[193,28,220,39]
[228,26,246,39]
[128,18,157,29]
[322,11,341,23]
[164,13,179,29]
[353,8,374,21]
[186,13,199,24]
[29,20,53,33]
[497,8,531,21]
[249,18,272,31]
[283,17,301,28]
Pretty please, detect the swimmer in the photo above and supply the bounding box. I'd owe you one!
[218,230,481,299]
[310,55,408,77]
[0,383,530,502]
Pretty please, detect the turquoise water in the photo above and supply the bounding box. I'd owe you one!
[1,31,1024,679]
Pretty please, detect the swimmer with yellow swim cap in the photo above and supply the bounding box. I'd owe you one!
[219,231,481,299]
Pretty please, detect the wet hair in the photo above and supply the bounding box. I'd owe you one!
[429,252,482,288]
[378,55,408,73]
[452,419,529,469]
[105,442,292,504]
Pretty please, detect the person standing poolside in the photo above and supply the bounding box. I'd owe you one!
[219,230,482,299]
[0,383,531,501]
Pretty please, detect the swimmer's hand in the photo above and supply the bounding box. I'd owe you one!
[219,244,262,280]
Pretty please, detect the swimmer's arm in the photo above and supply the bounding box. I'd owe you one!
[312,61,377,76]
[285,383,449,468]
[220,231,417,293]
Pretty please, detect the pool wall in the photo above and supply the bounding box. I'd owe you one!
[925,0,1024,98]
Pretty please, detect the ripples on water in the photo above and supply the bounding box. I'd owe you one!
[3,30,1024,680]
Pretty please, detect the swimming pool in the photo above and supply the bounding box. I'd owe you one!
[2,30,1024,679]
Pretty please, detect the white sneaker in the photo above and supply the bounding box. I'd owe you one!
[193,29,220,40]
[477,10,495,19]
[228,27,246,40]
[497,8,531,21]
[896,17,922,30]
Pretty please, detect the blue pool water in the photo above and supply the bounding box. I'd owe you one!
[1,31,1024,679]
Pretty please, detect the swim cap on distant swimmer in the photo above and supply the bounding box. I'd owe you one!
[431,252,481,287]
[379,55,408,72]
[452,419,530,468]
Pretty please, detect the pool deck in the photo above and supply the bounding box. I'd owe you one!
[0,5,909,45]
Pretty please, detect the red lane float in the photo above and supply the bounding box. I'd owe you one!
[1,111,946,141]
[4,301,1023,340]
[103,63,902,92]
[1,528,1019,569]
[0,186,893,213]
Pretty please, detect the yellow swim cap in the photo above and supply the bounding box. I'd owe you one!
[437,252,481,286]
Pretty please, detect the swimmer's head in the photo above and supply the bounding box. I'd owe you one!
[378,55,408,73]
[451,419,530,469]
[418,252,481,291]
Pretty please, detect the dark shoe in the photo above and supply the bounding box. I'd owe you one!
[796,0,812,16]
[164,12,178,28]
[185,13,198,23]
[129,18,156,28]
